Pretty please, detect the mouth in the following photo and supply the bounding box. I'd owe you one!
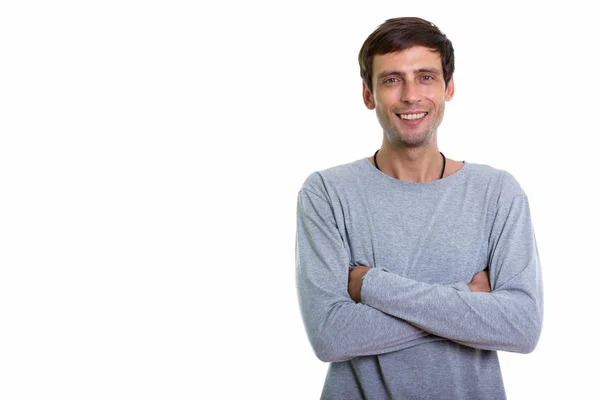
[396,112,428,121]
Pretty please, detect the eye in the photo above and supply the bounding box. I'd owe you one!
[422,75,434,81]
[384,77,399,84]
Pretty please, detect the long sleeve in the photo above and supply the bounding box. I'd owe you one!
[295,188,435,363]
[361,194,544,353]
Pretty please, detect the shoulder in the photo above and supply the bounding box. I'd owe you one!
[465,162,526,206]
[299,158,367,198]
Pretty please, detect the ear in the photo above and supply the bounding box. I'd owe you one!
[445,76,455,101]
[362,80,375,110]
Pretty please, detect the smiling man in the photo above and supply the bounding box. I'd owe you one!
[296,17,543,399]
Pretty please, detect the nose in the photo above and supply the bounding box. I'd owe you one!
[400,81,419,103]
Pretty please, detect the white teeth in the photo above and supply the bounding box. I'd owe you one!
[399,112,427,120]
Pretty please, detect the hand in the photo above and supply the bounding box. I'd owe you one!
[348,265,371,303]
[468,270,491,293]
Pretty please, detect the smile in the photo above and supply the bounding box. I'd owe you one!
[397,112,428,120]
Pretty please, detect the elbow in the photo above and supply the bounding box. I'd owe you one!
[315,349,351,363]
[314,347,338,363]
[310,334,333,362]
[514,309,543,354]
[516,332,539,354]
[304,303,356,363]
[302,301,361,363]
[311,333,351,363]
[503,291,543,354]
[521,322,542,354]
[308,319,355,363]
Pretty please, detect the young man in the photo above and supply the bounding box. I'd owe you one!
[295,17,543,399]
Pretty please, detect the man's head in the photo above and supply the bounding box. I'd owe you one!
[359,17,454,94]
[359,18,455,148]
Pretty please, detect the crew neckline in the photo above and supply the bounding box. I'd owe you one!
[362,157,470,189]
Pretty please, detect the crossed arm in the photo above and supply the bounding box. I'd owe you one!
[296,188,543,362]
[348,266,491,303]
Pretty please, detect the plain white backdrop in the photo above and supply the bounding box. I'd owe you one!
[1,1,598,399]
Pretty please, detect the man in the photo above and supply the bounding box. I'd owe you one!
[295,17,543,399]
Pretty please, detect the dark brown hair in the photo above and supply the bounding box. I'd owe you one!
[358,17,455,93]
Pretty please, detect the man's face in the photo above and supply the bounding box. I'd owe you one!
[363,46,454,148]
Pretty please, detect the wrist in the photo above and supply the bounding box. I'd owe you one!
[349,265,371,303]
[357,266,372,303]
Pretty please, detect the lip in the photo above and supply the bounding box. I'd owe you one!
[395,111,428,126]
[397,111,428,115]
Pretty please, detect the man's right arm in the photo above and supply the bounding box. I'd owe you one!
[296,188,433,362]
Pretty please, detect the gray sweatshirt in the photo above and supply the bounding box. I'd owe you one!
[295,157,543,400]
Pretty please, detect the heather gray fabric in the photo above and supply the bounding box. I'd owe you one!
[295,157,543,400]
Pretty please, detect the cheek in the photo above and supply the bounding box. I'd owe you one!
[375,87,397,103]
[420,84,445,98]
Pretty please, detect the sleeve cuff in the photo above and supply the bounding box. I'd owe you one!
[447,281,470,292]
[361,267,386,305]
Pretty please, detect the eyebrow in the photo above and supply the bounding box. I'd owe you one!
[377,68,442,79]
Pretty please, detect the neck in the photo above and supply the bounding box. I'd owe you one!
[373,144,445,183]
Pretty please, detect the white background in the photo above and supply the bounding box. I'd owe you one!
[1,1,598,399]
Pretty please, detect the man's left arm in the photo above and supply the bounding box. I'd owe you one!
[356,194,543,354]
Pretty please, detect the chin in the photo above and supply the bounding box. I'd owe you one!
[387,131,434,148]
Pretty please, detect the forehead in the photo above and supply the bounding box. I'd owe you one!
[372,46,443,74]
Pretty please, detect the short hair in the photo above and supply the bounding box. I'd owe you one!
[358,17,455,93]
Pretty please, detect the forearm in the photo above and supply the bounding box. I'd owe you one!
[298,265,481,361]
[297,280,434,362]
[361,266,542,353]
